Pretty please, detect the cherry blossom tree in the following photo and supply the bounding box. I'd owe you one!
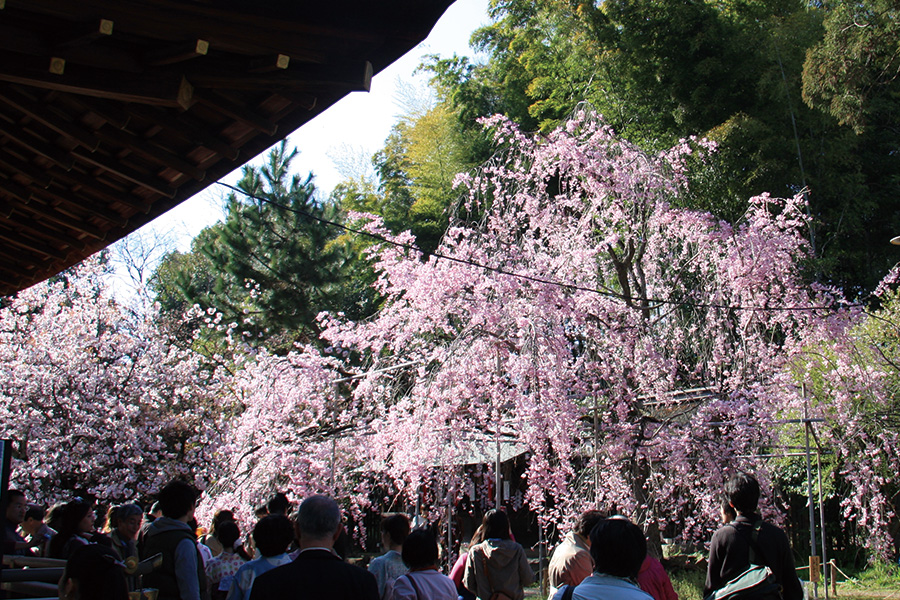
[9,107,890,557]
[0,257,224,505]
[786,284,900,556]
[196,346,376,526]
[316,109,886,549]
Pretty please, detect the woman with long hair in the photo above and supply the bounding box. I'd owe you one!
[48,499,95,560]
[463,510,533,600]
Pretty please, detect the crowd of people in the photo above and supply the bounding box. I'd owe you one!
[1,471,802,600]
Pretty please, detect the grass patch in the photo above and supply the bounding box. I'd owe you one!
[849,560,900,588]
[834,559,900,598]
[670,567,705,600]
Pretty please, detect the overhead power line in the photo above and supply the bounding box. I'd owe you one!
[216,181,861,314]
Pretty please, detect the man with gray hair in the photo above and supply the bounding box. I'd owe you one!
[249,495,378,599]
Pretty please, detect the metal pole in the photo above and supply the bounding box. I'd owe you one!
[805,408,818,600]
[539,519,545,595]
[495,351,502,509]
[817,440,829,599]
[447,494,453,570]
[594,394,600,508]
[331,381,338,491]
[495,434,502,508]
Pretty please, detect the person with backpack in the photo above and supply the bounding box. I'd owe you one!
[140,480,209,600]
[704,473,803,600]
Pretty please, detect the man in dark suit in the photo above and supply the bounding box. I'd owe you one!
[249,495,379,600]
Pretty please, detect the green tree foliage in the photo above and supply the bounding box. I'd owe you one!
[801,0,900,293]
[422,0,900,294]
[802,0,900,134]
[337,103,478,254]
[149,230,217,345]
[152,142,372,353]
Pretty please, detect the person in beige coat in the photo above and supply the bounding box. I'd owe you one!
[548,510,605,597]
[463,510,533,600]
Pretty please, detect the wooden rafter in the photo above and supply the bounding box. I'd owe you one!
[0,117,75,169]
[0,87,102,151]
[0,0,454,295]
[121,104,239,161]
[195,90,277,136]
[144,39,209,67]
[0,150,53,188]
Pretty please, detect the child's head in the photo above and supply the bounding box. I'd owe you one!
[216,520,241,550]
[402,528,439,570]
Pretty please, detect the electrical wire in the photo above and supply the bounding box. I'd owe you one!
[216,181,863,314]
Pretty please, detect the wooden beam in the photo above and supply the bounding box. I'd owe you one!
[3,1,341,62]
[0,88,102,151]
[247,54,290,73]
[0,117,75,169]
[56,44,143,74]
[0,59,195,109]
[0,23,48,55]
[0,207,89,251]
[121,104,239,161]
[0,257,41,286]
[95,124,206,181]
[53,19,114,51]
[144,39,209,67]
[275,91,318,111]
[71,149,176,198]
[49,165,152,214]
[16,197,107,240]
[186,60,373,93]
[0,149,53,188]
[0,173,33,202]
[0,196,12,218]
[30,185,128,228]
[195,89,277,136]
[63,95,131,130]
[0,236,41,268]
[0,222,70,261]
[0,246,43,280]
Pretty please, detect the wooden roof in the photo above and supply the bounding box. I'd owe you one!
[0,0,453,295]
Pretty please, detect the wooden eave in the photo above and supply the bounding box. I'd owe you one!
[0,0,452,295]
